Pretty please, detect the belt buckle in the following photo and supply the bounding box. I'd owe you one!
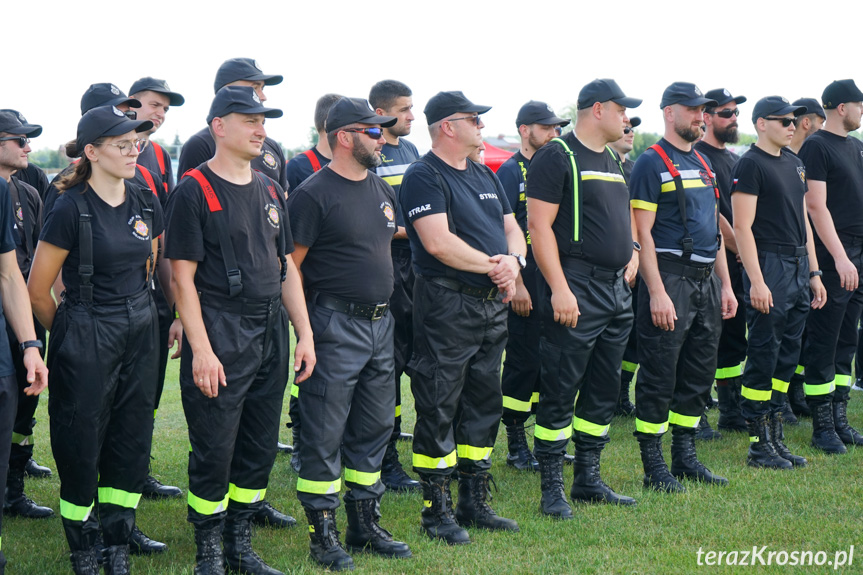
[485,288,498,301]
[371,304,387,320]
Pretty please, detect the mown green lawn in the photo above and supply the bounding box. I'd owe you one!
[5,356,863,574]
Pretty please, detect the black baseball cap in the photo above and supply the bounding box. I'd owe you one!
[75,106,153,157]
[515,100,570,127]
[793,98,826,120]
[660,82,717,108]
[81,83,141,115]
[0,110,42,138]
[129,77,185,106]
[751,96,806,124]
[424,91,491,125]
[214,58,283,93]
[628,117,641,128]
[704,88,747,107]
[326,97,396,132]
[207,86,283,124]
[822,79,863,109]
[577,79,642,110]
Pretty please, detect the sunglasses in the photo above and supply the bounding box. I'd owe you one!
[0,136,29,148]
[124,110,138,120]
[343,127,384,139]
[709,108,740,119]
[554,126,563,136]
[448,115,481,126]
[765,117,796,128]
[623,127,635,135]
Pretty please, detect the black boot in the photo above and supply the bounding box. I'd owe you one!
[788,374,811,417]
[304,508,354,571]
[670,427,728,485]
[768,411,806,467]
[746,415,792,469]
[24,458,52,478]
[810,401,847,454]
[193,524,225,575]
[381,439,421,492]
[251,500,297,529]
[537,454,573,519]
[615,372,636,417]
[780,397,799,425]
[637,434,685,493]
[223,519,283,575]
[505,421,539,471]
[345,499,411,558]
[129,524,168,555]
[695,412,722,440]
[419,475,470,544]
[569,435,636,505]
[290,433,301,474]
[276,442,293,454]
[717,378,747,431]
[833,400,863,446]
[69,549,100,575]
[142,474,182,499]
[3,465,54,518]
[103,545,130,575]
[454,471,519,532]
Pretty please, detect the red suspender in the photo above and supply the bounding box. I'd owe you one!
[135,165,159,197]
[184,169,223,212]
[151,142,169,193]
[302,149,322,172]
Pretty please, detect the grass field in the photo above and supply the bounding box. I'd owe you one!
[4,358,863,574]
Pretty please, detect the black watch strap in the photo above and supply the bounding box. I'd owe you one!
[19,340,43,355]
[810,270,823,278]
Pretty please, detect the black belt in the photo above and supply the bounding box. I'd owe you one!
[561,257,625,280]
[837,232,863,246]
[424,276,499,300]
[657,257,714,281]
[198,291,279,315]
[314,293,389,320]
[758,243,806,257]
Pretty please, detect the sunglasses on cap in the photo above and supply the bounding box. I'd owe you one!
[0,136,29,148]
[709,108,740,119]
[765,117,796,128]
[343,127,384,139]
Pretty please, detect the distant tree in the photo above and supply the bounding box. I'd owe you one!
[285,126,317,160]
[630,132,661,160]
[29,148,65,170]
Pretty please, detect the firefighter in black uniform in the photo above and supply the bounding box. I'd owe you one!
[732,96,825,469]
[629,82,738,493]
[527,79,641,518]
[288,97,411,571]
[401,91,525,545]
[0,110,53,520]
[498,100,569,472]
[166,87,314,575]
[28,106,162,574]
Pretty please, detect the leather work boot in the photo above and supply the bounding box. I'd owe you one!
[569,435,636,505]
[223,519,283,575]
[381,439,421,492]
[103,545,131,575]
[768,411,806,467]
[637,434,685,493]
[69,549,100,575]
[746,415,792,469]
[454,471,519,532]
[276,442,293,454]
[505,422,539,471]
[193,524,225,575]
[345,498,411,558]
[129,524,168,555]
[304,508,354,571]
[252,500,296,529]
[695,412,722,440]
[788,373,811,417]
[809,401,847,454]
[142,474,182,499]
[615,371,636,417]
[537,454,573,519]
[833,400,863,446]
[3,465,54,519]
[716,378,748,432]
[418,474,470,545]
[24,457,52,478]
[670,426,728,485]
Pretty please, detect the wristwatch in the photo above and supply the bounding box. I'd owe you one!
[810,270,823,279]
[510,253,527,270]
[633,241,642,252]
[19,340,43,355]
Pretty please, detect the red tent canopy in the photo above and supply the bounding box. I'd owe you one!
[482,142,514,173]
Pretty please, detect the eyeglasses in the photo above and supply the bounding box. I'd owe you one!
[105,139,148,156]
[765,117,796,128]
[447,115,481,126]
[0,136,29,148]
[623,127,635,135]
[343,127,384,139]
[123,110,138,120]
[709,108,740,119]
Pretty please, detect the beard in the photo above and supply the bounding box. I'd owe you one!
[389,121,411,138]
[528,130,551,152]
[843,114,861,133]
[352,136,381,169]
[674,118,702,143]
[714,123,739,144]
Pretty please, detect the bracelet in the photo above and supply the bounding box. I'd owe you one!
[810,270,823,278]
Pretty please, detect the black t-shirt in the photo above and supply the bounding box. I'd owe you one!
[528,133,632,269]
[15,164,50,201]
[286,147,330,195]
[695,141,739,223]
[287,167,395,304]
[731,145,807,248]
[496,151,529,245]
[798,130,863,238]
[138,141,175,194]
[40,181,164,303]
[0,180,17,376]
[165,163,292,300]
[44,163,164,218]
[400,151,511,288]
[178,127,288,192]
[375,139,420,249]
[8,177,43,278]
[620,156,634,185]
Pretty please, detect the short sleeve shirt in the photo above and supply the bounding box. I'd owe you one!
[286,147,330,194]
[496,151,529,247]
[376,139,420,248]
[0,179,18,376]
[695,141,740,223]
[8,177,43,277]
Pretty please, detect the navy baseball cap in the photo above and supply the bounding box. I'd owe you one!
[424,91,491,125]
[75,106,153,157]
[628,117,641,128]
[751,96,806,124]
[0,110,42,137]
[822,79,863,109]
[660,82,718,108]
[80,83,141,116]
[704,88,747,107]
[129,77,185,106]
[577,79,642,110]
[207,86,283,124]
[326,97,396,132]
[214,58,283,93]
[793,98,826,120]
[515,100,570,127]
